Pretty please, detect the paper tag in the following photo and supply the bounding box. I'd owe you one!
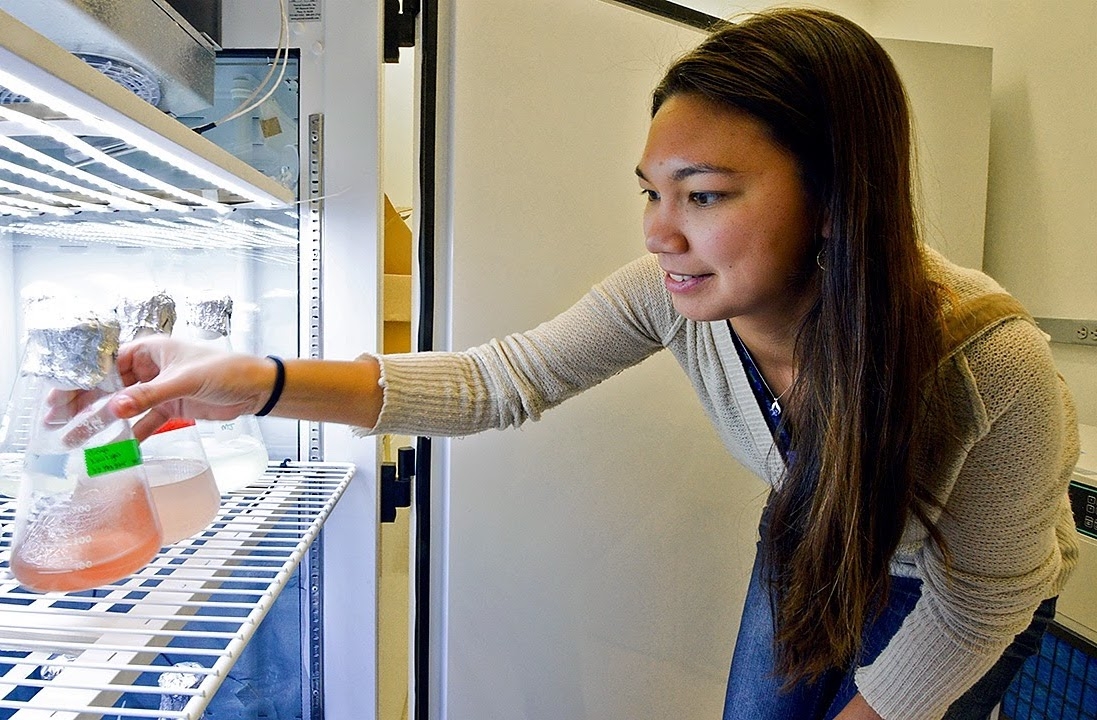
[260,115,282,139]
[84,438,142,477]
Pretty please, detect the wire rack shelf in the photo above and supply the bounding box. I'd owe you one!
[0,461,354,719]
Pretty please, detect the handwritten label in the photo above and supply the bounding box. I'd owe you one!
[84,439,142,477]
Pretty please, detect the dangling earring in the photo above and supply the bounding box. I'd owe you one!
[816,248,826,271]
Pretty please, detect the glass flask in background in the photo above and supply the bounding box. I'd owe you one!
[179,295,270,493]
[9,314,163,593]
[0,370,38,499]
[140,418,221,544]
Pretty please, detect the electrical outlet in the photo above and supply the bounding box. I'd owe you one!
[1034,317,1097,346]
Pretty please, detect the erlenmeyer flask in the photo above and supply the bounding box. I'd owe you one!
[140,418,221,544]
[0,370,38,499]
[117,289,177,343]
[115,290,219,543]
[1,291,79,498]
[9,315,163,593]
[179,295,270,493]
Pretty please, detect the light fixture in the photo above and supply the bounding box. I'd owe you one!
[0,8,295,216]
[0,104,230,213]
[0,155,153,212]
[0,135,187,211]
[3,210,299,264]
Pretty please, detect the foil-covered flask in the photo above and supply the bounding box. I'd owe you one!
[114,290,221,543]
[116,290,177,342]
[8,312,163,593]
[178,294,270,493]
[1,292,71,498]
[2,290,153,496]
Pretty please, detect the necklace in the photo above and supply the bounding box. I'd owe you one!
[737,337,787,417]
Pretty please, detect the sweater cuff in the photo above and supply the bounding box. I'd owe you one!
[352,351,496,438]
[854,625,1003,720]
[352,352,431,436]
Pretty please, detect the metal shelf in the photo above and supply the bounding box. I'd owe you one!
[0,461,355,719]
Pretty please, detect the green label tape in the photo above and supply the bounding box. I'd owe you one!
[84,438,143,477]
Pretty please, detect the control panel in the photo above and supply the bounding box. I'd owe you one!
[1056,424,1097,645]
[1069,477,1097,539]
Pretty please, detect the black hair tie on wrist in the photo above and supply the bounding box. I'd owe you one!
[255,355,286,417]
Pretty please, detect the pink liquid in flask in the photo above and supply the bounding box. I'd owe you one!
[11,468,162,593]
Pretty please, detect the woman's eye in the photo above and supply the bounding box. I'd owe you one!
[689,192,723,207]
[640,188,659,202]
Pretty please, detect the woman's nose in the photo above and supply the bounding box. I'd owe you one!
[643,205,688,255]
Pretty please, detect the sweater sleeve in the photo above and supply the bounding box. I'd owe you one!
[855,318,1079,719]
[362,255,675,437]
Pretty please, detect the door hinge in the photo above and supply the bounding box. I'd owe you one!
[381,445,415,522]
[384,0,420,63]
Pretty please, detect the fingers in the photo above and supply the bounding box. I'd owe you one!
[58,395,124,449]
[130,406,174,442]
[44,387,107,424]
[106,379,187,441]
[44,388,81,423]
[40,336,211,447]
[108,379,183,421]
[107,391,142,420]
[111,337,193,420]
[110,337,255,428]
[116,334,172,386]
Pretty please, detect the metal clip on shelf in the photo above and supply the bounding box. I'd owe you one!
[0,461,354,719]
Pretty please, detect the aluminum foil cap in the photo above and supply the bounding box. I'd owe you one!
[117,291,177,342]
[186,295,232,338]
[24,317,121,390]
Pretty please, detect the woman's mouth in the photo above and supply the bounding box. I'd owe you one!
[664,272,709,292]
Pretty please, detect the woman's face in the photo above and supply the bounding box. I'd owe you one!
[638,93,820,328]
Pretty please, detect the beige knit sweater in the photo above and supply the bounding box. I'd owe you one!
[365,247,1079,720]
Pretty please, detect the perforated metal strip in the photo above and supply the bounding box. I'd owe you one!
[0,462,354,718]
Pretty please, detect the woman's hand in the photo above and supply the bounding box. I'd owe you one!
[834,694,884,720]
[109,335,277,440]
[56,335,389,438]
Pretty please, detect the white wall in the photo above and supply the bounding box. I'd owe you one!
[871,1,1097,427]
[678,0,1097,423]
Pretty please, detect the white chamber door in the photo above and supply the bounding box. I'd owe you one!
[221,1,387,718]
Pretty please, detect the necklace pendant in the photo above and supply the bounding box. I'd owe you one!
[770,399,782,416]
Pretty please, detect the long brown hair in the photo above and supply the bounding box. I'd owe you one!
[652,8,950,682]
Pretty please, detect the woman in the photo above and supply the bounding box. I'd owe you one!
[93,8,1078,719]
